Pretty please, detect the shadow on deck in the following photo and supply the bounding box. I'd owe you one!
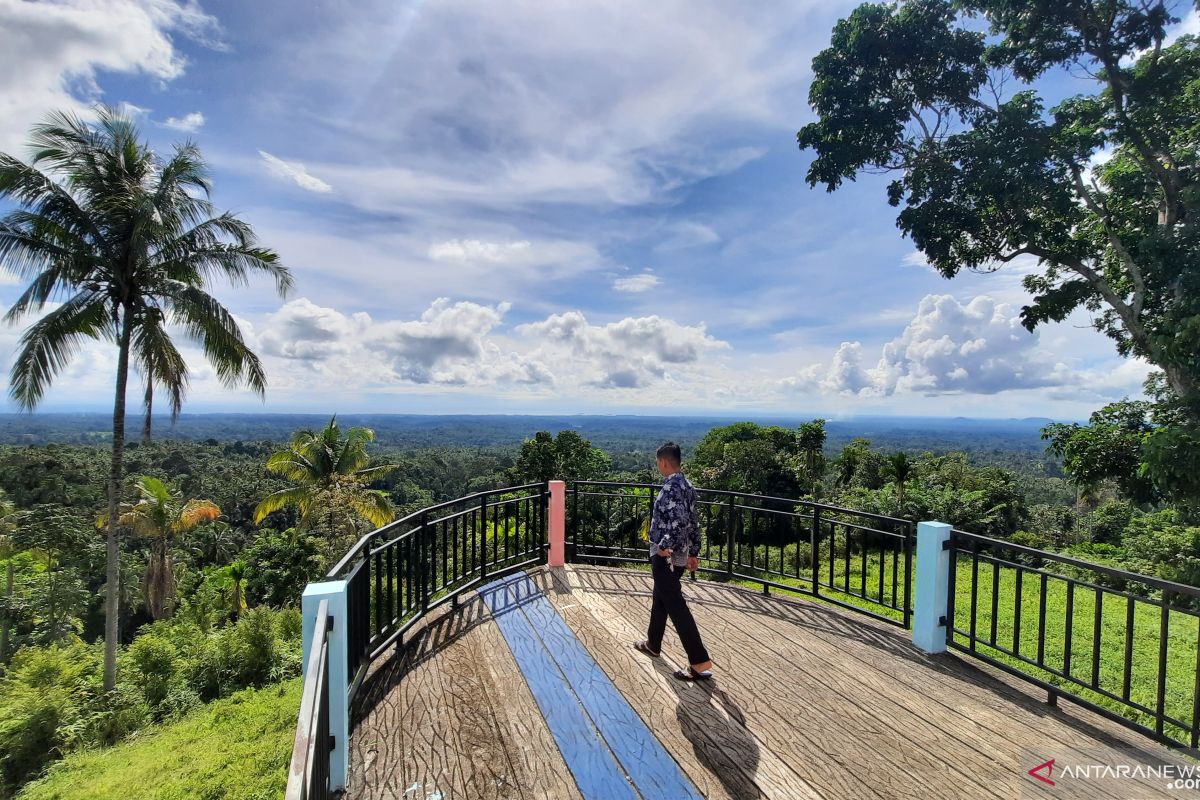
[347,565,1193,800]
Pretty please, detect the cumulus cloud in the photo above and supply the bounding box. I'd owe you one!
[259,150,333,193]
[0,0,221,152]
[427,239,532,263]
[519,311,728,388]
[162,111,205,132]
[784,294,1074,397]
[613,271,661,293]
[258,297,551,386]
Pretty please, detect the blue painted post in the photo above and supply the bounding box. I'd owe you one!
[302,580,350,791]
[912,521,952,654]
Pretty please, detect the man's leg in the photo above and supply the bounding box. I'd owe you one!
[661,564,711,667]
[646,554,670,652]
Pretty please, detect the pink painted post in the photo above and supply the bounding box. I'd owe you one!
[548,480,566,567]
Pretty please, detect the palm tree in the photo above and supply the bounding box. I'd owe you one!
[104,476,221,620]
[213,559,249,620]
[886,452,913,512]
[255,417,399,561]
[0,108,291,689]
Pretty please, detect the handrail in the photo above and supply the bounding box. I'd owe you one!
[571,480,911,527]
[568,479,914,627]
[286,599,331,800]
[951,528,1200,600]
[328,482,548,578]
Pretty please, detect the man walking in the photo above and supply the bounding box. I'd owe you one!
[635,442,714,681]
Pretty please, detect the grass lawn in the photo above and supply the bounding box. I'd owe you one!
[19,678,301,800]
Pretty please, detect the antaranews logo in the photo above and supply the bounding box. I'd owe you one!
[1028,759,1055,787]
[1024,753,1200,795]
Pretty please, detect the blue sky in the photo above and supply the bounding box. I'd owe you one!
[1,0,1193,419]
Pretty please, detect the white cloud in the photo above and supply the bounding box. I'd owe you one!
[162,111,205,132]
[258,297,551,387]
[428,239,532,263]
[784,294,1076,398]
[519,311,728,388]
[258,150,333,194]
[258,0,818,213]
[655,221,721,251]
[0,0,221,153]
[613,271,661,293]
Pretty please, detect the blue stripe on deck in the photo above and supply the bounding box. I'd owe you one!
[479,573,703,800]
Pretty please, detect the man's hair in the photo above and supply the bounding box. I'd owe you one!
[656,441,682,464]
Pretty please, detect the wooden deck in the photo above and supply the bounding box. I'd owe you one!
[347,565,1196,799]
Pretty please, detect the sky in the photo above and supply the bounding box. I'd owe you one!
[0,0,1193,420]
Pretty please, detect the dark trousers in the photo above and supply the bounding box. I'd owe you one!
[647,554,710,666]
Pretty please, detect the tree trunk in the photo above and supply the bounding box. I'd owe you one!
[142,380,153,444]
[0,560,12,660]
[104,307,133,692]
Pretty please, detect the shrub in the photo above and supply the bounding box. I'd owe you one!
[0,639,98,794]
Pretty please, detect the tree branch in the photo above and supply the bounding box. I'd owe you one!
[1068,162,1147,319]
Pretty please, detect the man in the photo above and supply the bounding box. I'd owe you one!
[634,442,714,681]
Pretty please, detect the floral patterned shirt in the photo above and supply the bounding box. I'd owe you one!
[649,471,700,566]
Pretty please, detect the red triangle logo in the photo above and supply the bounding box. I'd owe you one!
[1028,758,1055,786]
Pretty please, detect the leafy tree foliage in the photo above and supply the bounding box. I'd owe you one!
[0,108,291,689]
[511,430,611,483]
[103,477,220,620]
[1043,400,1159,503]
[690,422,806,497]
[799,0,1199,408]
[255,418,398,562]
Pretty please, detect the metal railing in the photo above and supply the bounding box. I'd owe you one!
[568,480,914,627]
[286,599,332,800]
[327,483,550,700]
[947,529,1200,753]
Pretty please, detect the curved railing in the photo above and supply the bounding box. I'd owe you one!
[568,480,914,627]
[947,529,1200,752]
[328,483,550,701]
[289,480,1200,795]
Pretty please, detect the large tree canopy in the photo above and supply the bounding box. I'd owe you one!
[798,0,1200,413]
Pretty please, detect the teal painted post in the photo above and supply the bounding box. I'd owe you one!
[302,580,350,791]
[912,521,952,654]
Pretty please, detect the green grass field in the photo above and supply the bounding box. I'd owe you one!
[18,679,300,800]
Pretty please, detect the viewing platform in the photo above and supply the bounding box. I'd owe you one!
[288,482,1200,800]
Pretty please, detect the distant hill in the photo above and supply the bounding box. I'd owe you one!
[0,412,1066,458]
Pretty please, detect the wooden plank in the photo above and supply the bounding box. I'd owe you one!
[597,571,1020,799]
[580,567,1189,800]
[546,567,826,800]
[347,594,578,800]
[658,572,1189,799]
[513,575,705,800]
[687,580,1177,800]
[532,576,742,800]
[472,619,585,800]
[479,576,640,800]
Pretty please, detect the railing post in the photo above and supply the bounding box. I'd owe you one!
[419,511,430,613]
[725,495,736,579]
[912,520,952,654]
[479,494,489,581]
[302,580,350,792]
[810,506,821,597]
[548,480,566,567]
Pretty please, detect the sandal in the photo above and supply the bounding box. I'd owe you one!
[673,666,713,681]
[633,641,661,658]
